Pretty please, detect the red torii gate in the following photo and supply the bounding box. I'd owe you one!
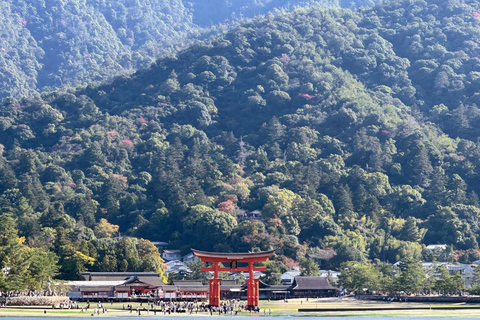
[192,249,274,308]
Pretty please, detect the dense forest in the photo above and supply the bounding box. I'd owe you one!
[3,0,480,289]
[0,0,376,101]
[0,0,194,99]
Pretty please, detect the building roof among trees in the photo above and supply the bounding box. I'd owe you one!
[426,244,447,251]
[81,272,160,281]
[291,276,337,291]
[133,276,166,287]
[173,280,204,286]
[308,248,337,260]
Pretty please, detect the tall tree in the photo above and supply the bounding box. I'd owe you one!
[394,258,427,294]
[299,257,319,276]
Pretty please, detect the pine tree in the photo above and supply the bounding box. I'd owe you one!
[353,184,368,213]
[299,257,319,276]
[394,258,427,294]
[400,217,425,243]
[335,185,357,228]
[412,142,433,187]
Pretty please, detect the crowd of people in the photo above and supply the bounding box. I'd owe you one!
[0,290,67,297]
[1,290,271,315]
[116,300,262,316]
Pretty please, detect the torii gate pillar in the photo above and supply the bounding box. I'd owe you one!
[192,249,274,309]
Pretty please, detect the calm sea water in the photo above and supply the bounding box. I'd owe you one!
[1,317,479,320]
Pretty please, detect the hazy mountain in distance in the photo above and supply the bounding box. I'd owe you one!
[0,0,379,100]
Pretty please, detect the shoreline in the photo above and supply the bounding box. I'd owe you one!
[299,305,480,312]
[3,297,480,317]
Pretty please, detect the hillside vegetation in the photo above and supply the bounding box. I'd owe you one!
[0,0,193,99]
[0,0,376,100]
[2,0,480,285]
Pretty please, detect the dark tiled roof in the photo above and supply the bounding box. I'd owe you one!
[173,280,203,286]
[136,276,166,287]
[175,286,208,292]
[82,272,160,281]
[79,286,113,292]
[258,280,271,288]
[291,276,337,291]
[256,280,290,291]
[268,285,290,291]
[84,272,160,276]
[86,276,130,281]
[221,280,241,290]
[260,284,291,291]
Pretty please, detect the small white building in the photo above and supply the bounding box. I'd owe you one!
[237,210,263,221]
[421,261,449,271]
[183,253,200,264]
[165,260,191,275]
[162,250,182,261]
[242,271,265,280]
[396,261,476,288]
[319,270,341,284]
[280,269,301,285]
[425,244,447,251]
[448,264,476,287]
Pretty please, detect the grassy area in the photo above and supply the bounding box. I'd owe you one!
[2,297,480,317]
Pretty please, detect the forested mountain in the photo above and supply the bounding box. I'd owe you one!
[0,0,377,101]
[187,0,347,26]
[3,0,480,286]
[0,0,194,99]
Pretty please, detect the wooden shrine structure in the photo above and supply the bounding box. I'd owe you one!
[192,249,275,308]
